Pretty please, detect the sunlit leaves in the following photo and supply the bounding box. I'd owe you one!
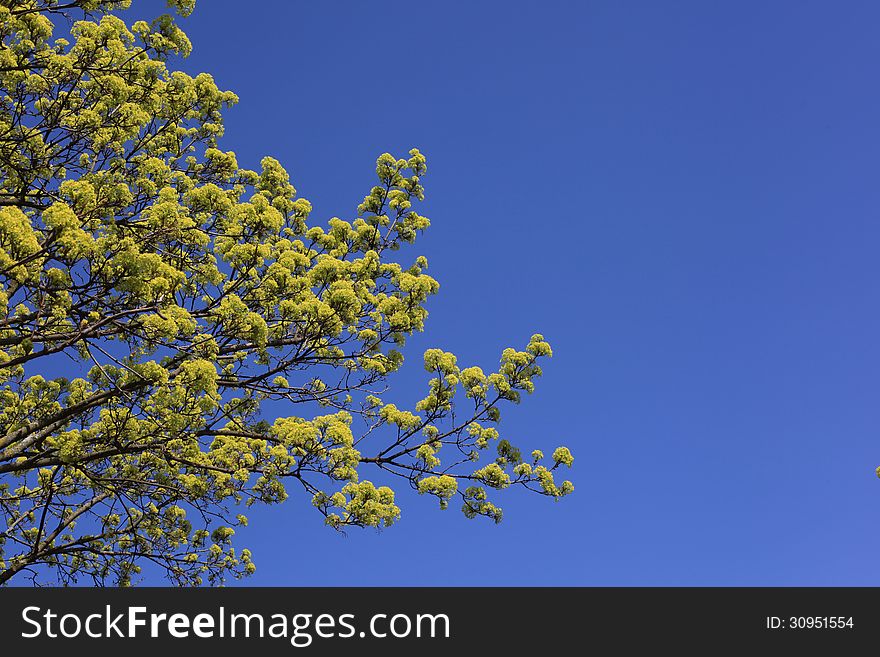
[0,0,573,587]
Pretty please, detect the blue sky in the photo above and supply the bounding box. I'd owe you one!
[126,0,880,585]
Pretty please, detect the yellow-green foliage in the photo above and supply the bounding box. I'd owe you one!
[0,0,572,587]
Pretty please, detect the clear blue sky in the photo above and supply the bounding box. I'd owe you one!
[130,0,880,585]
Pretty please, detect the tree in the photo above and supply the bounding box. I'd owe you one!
[0,0,574,586]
